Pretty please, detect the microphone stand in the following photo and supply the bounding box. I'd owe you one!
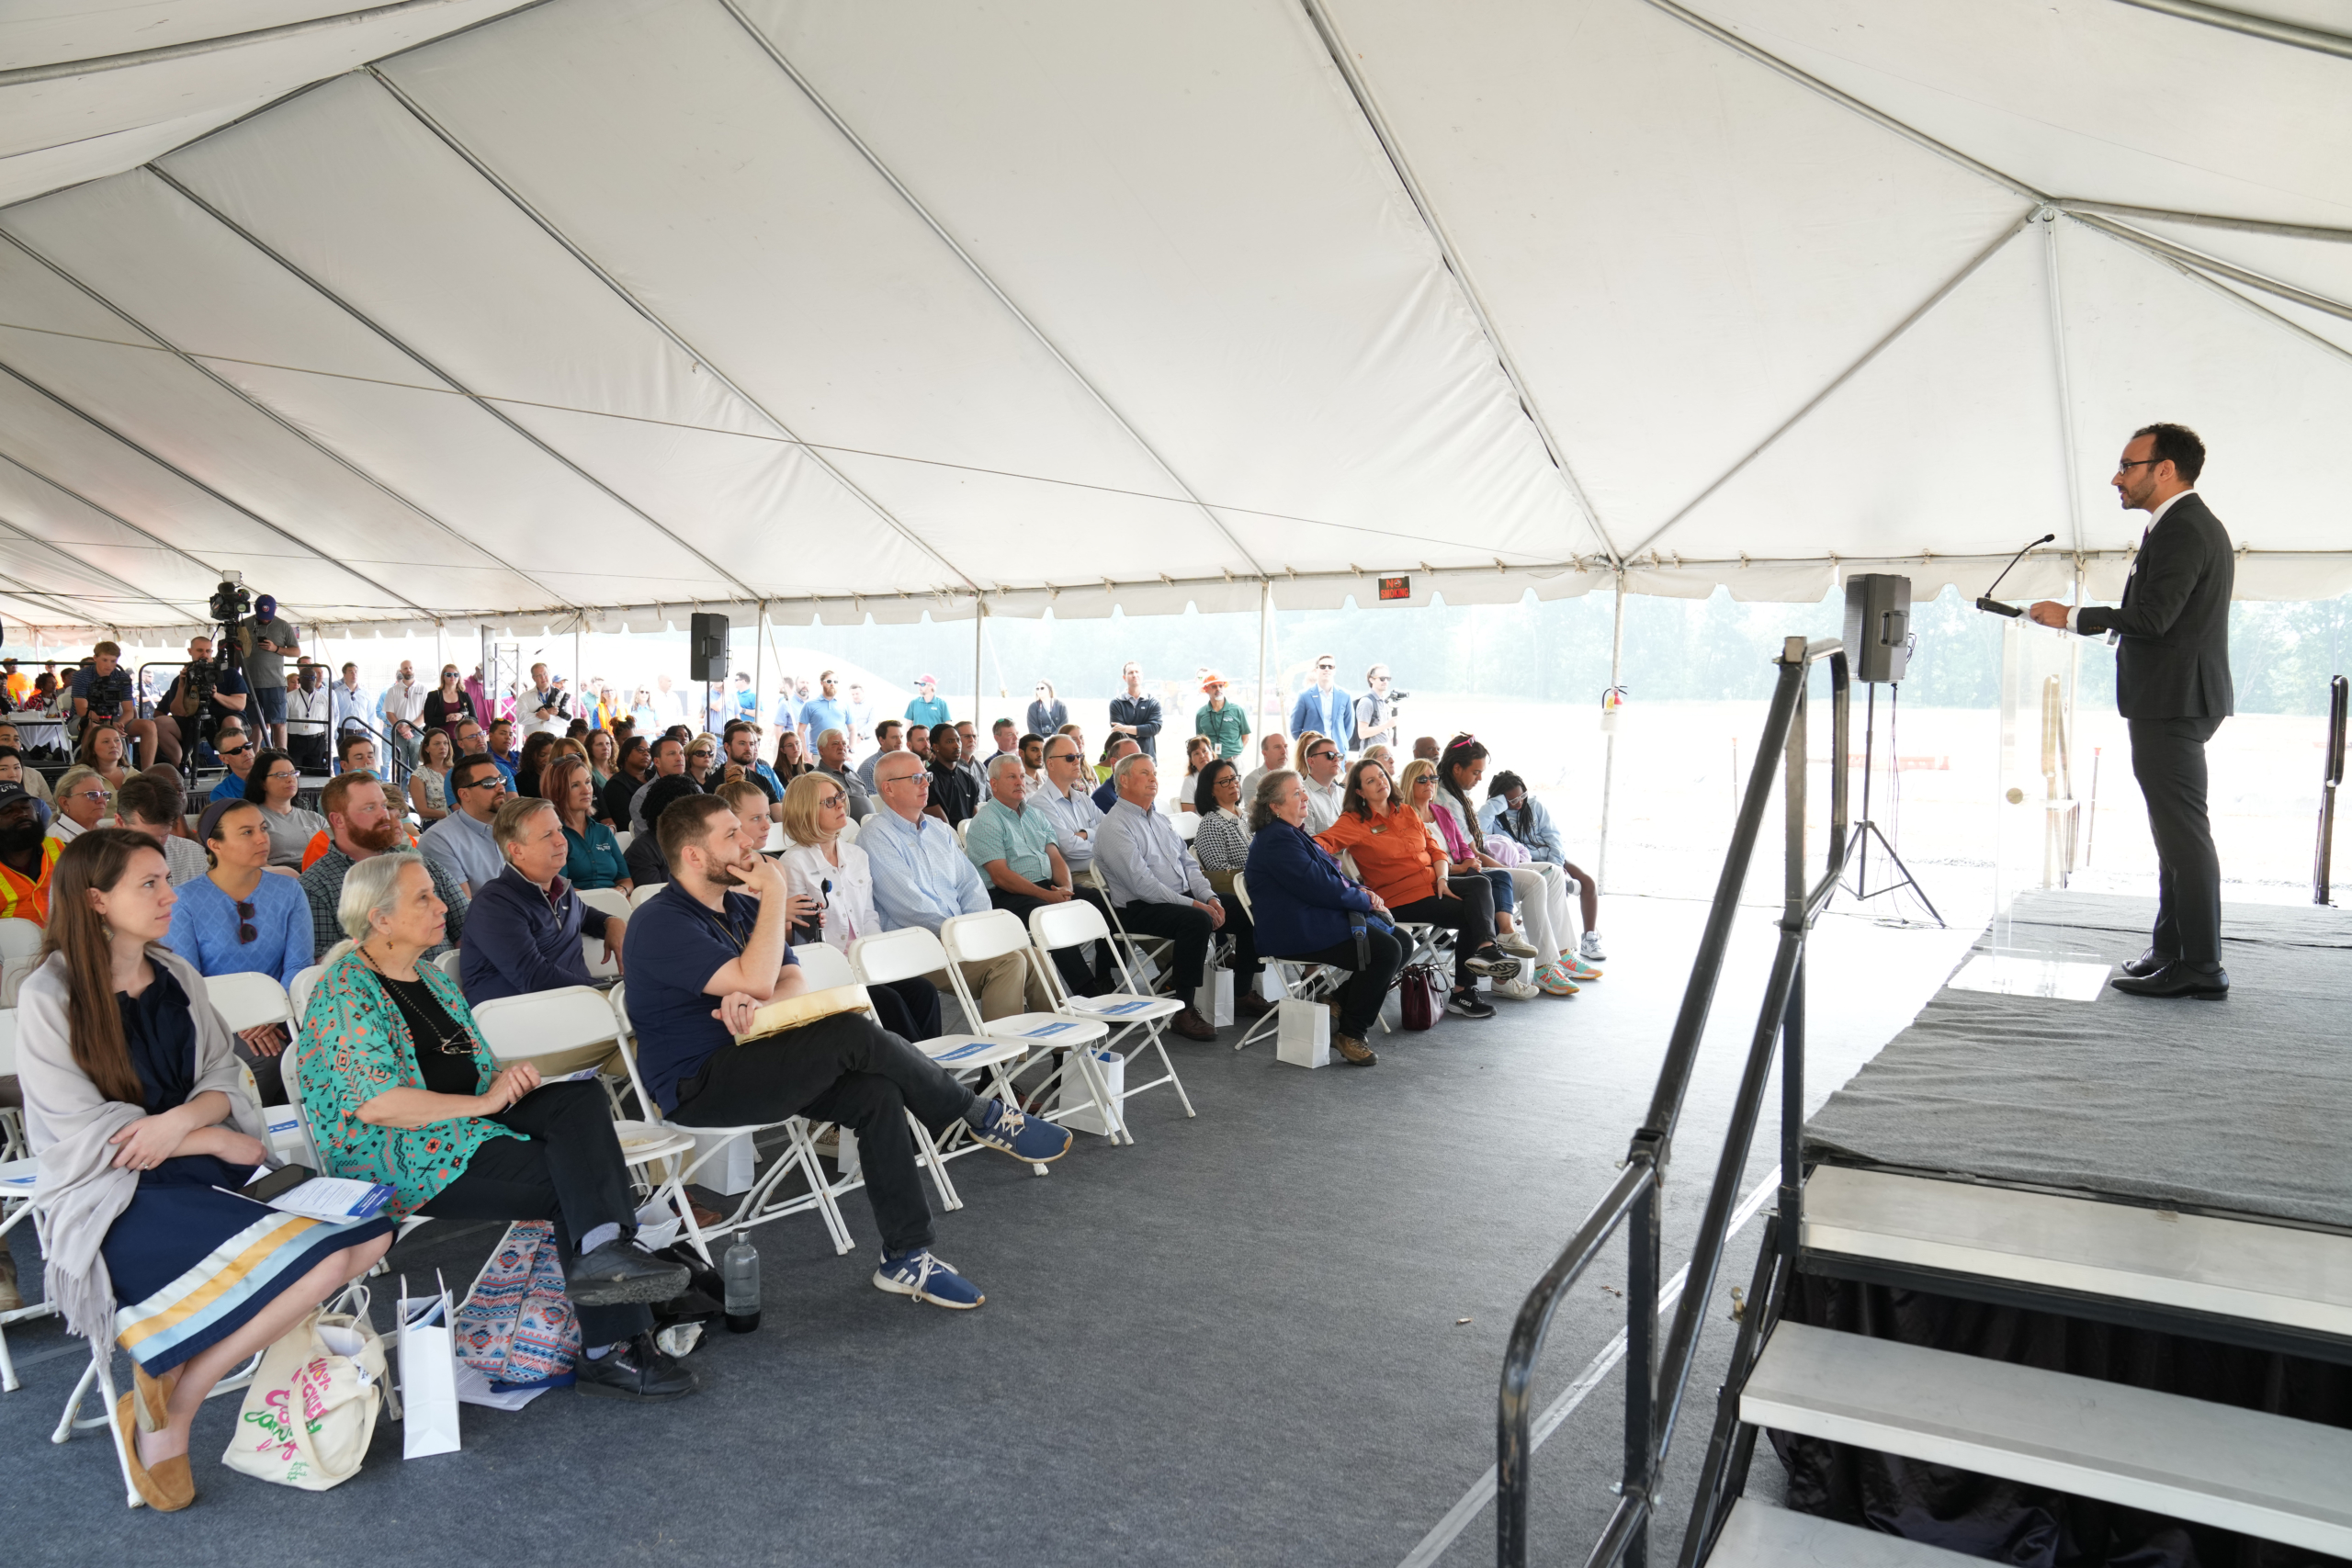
[1974,533,2056,617]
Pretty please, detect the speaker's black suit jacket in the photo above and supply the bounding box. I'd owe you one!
[2077,491,2233,720]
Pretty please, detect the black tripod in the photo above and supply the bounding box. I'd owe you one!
[1840,682,1943,926]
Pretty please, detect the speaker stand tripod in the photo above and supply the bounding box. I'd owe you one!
[1841,682,1943,927]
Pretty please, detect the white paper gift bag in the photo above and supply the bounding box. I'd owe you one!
[396,1272,462,1460]
[1193,967,1235,1027]
[1275,999,1330,1069]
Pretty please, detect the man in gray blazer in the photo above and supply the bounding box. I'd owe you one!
[2031,423,2232,998]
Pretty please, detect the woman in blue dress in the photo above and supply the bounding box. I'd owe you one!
[164,797,314,1101]
[17,829,393,1511]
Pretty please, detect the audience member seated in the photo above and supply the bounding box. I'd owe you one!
[165,799,313,1102]
[113,772,209,887]
[421,755,510,897]
[920,724,978,828]
[1242,770,1399,1066]
[48,765,109,845]
[1190,757,1268,1019]
[69,640,159,769]
[623,794,1070,1310]
[0,781,63,921]
[514,730,556,799]
[1092,754,1223,1041]
[855,719,905,792]
[967,753,1111,997]
[410,727,456,823]
[1437,740,1582,987]
[1091,737,1138,811]
[209,721,258,803]
[1482,768,1606,966]
[240,748,328,871]
[1035,732,1105,884]
[304,771,469,962]
[334,729,380,781]
[153,634,249,769]
[585,728,620,794]
[776,773,943,1043]
[1170,735,1212,814]
[0,747,28,801]
[458,797,623,1006]
[723,721,782,803]
[1018,731,1046,797]
[77,720,132,807]
[628,735,692,835]
[18,829,393,1510]
[714,777,775,852]
[774,727,813,783]
[1400,757,1541,992]
[1314,758,1517,1021]
[625,775,701,888]
[549,754,629,893]
[1297,735,1346,832]
[0,727,53,799]
[683,734,717,791]
[800,728,865,825]
[601,735,650,828]
[862,750,1042,1021]
[295,852,695,1401]
[481,717,521,786]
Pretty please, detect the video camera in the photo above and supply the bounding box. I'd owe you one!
[209,575,251,630]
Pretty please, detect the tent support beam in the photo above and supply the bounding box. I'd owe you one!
[0,507,204,624]
[2068,211,2352,324]
[1597,572,1626,897]
[2108,0,2352,61]
[1623,213,2033,561]
[973,599,986,725]
[703,5,1272,581]
[1258,580,1272,750]
[0,355,434,615]
[0,223,578,615]
[2053,201,2352,246]
[0,434,241,604]
[2040,213,2087,558]
[145,164,765,608]
[1296,0,1622,570]
[2126,237,2352,375]
[361,64,978,599]
[0,0,540,87]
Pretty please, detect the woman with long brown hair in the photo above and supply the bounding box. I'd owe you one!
[15,829,392,1510]
[548,753,629,892]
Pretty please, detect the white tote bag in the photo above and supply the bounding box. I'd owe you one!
[220,1282,386,1491]
[1193,967,1235,1027]
[396,1273,462,1460]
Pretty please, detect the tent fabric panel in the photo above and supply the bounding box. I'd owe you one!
[744,0,1595,566]
[0,450,231,619]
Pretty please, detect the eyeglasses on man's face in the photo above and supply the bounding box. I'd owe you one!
[459,776,503,792]
[71,786,109,804]
[218,741,250,758]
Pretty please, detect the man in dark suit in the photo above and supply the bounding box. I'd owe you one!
[2030,423,2233,999]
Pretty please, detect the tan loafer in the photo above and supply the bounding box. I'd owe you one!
[131,1362,179,1433]
[116,1393,196,1512]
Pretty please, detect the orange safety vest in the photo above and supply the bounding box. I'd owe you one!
[0,836,63,925]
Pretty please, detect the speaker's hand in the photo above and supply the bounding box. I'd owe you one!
[2027,601,2071,629]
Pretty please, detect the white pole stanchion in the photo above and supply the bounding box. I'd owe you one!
[1596,573,1626,895]
[752,602,765,740]
[1257,579,1272,744]
[972,596,985,725]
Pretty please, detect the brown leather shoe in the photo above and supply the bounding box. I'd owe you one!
[1170,1005,1218,1042]
[117,1393,196,1511]
[1331,1033,1377,1066]
[0,1250,21,1314]
[1236,991,1274,1020]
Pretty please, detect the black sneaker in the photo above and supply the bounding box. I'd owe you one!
[566,1240,691,1308]
[1446,991,1497,1020]
[575,1332,700,1401]
[1461,949,1521,980]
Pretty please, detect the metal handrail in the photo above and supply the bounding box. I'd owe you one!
[1498,636,1849,1568]
[2319,675,2346,906]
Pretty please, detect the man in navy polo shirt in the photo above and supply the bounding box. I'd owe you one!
[623,792,1070,1310]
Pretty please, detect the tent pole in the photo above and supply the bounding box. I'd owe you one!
[1597,572,1627,896]
[753,602,765,740]
[972,596,985,725]
[1257,579,1272,747]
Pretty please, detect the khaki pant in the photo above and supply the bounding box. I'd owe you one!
[924,954,1047,1025]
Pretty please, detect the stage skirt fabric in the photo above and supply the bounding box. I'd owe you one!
[104,1154,395,1376]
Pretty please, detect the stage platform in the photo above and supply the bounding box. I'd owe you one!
[1804,891,2352,1232]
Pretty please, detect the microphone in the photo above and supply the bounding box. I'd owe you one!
[1974,533,2055,617]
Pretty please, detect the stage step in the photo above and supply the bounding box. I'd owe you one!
[1709,1499,1980,1568]
[1801,1166,2352,1340]
[1743,1322,2352,1558]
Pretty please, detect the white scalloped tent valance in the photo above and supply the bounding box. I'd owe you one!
[0,0,2344,640]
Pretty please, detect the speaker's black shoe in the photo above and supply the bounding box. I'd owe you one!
[2118,949,2175,979]
[2109,964,2229,1000]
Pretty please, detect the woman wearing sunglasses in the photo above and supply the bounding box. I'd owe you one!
[241,748,328,871]
[421,665,475,734]
[162,799,314,1103]
[47,765,114,845]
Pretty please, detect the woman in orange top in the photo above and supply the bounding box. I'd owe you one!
[1315,758,1520,1020]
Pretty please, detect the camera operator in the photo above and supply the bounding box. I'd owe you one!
[1354,664,1407,756]
[153,632,250,769]
[68,640,161,769]
[240,591,300,750]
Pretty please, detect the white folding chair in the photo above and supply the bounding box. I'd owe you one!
[1028,900,1196,1134]
[954,818,971,849]
[0,917,46,1008]
[578,886,631,922]
[851,927,1042,1186]
[787,940,965,1208]
[0,1010,21,1163]
[287,964,325,1022]
[938,910,1120,1143]
[606,984,856,1256]
[578,886,633,977]
[1230,871,1346,1054]
[836,818,859,848]
[469,987,712,1264]
[1170,809,1201,842]
[433,950,462,982]
[1079,863,1174,995]
[628,882,665,912]
[611,828,633,852]
[762,821,787,854]
[205,970,295,1039]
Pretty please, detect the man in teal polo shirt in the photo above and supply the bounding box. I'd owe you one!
[966,753,1109,993]
[904,674,951,731]
[1193,671,1250,761]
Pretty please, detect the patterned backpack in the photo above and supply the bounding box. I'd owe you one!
[453,1221,580,1388]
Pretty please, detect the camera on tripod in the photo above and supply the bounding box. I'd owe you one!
[209,575,251,631]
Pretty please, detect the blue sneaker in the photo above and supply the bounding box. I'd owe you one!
[874,1249,984,1309]
[969,1100,1073,1165]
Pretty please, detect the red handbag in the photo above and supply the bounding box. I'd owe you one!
[1397,964,1441,1031]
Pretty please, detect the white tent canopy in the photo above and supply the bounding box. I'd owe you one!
[0,0,2346,639]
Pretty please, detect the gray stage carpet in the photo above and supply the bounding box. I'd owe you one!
[1805,892,2352,1230]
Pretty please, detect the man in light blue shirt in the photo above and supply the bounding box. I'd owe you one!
[967,754,1107,994]
[1092,754,1222,1040]
[863,750,1036,1021]
[420,755,510,897]
[857,719,905,791]
[1034,734,1104,875]
[797,670,853,755]
[771,676,800,737]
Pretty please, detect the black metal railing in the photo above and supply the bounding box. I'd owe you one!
[1498,635,1851,1568]
[2319,675,2346,907]
[137,660,413,794]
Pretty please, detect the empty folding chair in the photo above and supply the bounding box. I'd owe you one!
[606,984,856,1255]
[1027,900,1197,1134]
[851,926,1041,1186]
[938,910,1120,1143]
[1080,863,1174,995]
[469,986,712,1264]
[788,940,964,1209]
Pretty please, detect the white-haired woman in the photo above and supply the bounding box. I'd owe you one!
[294,851,698,1402]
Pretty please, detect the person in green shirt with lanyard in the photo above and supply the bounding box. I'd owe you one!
[1193,671,1250,761]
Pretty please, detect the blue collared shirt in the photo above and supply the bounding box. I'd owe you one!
[966,796,1057,885]
[459,864,612,1006]
[799,697,853,745]
[1095,799,1213,908]
[1034,779,1104,870]
[862,806,989,933]
[420,807,506,895]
